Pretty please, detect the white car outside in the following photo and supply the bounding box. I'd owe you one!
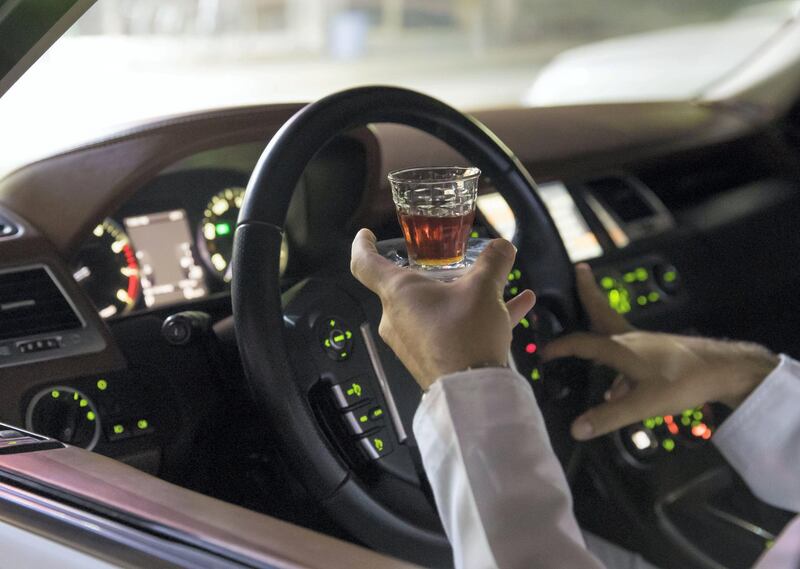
[523,2,800,106]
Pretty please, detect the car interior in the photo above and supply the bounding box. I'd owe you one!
[1,1,799,568]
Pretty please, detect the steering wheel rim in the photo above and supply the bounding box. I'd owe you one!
[232,86,577,565]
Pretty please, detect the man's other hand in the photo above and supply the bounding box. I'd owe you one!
[542,264,779,441]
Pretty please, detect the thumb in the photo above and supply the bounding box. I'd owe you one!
[351,228,404,296]
[575,263,633,335]
[570,380,674,440]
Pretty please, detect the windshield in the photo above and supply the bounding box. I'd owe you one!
[0,0,795,177]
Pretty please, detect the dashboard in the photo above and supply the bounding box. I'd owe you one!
[71,169,288,319]
[1,100,800,569]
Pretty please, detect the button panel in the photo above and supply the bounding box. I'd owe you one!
[506,265,566,390]
[596,258,681,315]
[327,379,395,461]
[106,418,155,442]
[17,337,61,354]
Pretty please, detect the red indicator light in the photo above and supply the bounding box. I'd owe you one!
[667,423,679,435]
[525,343,537,354]
[691,423,708,438]
[664,415,674,424]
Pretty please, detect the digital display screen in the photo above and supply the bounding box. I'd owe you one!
[123,209,207,307]
[477,182,602,263]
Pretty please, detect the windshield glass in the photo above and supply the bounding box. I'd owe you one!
[1,0,795,176]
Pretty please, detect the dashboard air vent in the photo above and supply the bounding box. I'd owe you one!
[583,175,674,244]
[0,267,82,341]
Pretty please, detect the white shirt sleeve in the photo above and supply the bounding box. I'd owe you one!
[713,354,800,513]
[413,367,605,569]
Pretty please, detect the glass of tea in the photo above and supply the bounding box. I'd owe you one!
[389,166,480,276]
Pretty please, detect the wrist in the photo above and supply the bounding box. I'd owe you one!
[421,358,509,392]
[718,346,779,409]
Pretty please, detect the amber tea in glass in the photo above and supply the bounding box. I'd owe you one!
[389,167,480,271]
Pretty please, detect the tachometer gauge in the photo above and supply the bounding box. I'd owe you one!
[200,187,288,281]
[72,219,140,319]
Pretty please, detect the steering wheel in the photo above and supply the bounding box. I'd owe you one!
[232,86,578,567]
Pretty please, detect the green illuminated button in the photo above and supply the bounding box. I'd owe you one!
[96,379,108,391]
[662,438,676,452]
[600,276,615,290]
[215,222,231,236]
[320,317,354,361]
[530,368,541,382]
[655,264,680,293]
[470,230,479,238]
[343,406,386,435]
[519,317,530,329]
[358,428,394,460]
[607,286,632,315]
[137,419,149,430]
[332,380,372,409]
[113,424,124,435]
[635,267,649,282]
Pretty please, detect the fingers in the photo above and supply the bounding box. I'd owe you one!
[467,239,517,292]
[541,332,649,380]
[506,289,536,326]
[571,381,673,440]
[604,374,631,401]
[350,228,404,296]
[575,263,633,335]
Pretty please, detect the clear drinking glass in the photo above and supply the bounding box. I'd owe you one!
[389,166,480,274]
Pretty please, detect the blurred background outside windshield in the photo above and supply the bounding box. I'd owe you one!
[0,0,794,175]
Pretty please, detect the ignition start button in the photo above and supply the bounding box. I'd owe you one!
[319,317,354,361]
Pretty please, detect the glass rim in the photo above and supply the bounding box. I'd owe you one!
[387,166,481,185]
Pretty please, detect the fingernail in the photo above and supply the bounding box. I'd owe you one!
[571,417,594,440]
[490,239,516,257]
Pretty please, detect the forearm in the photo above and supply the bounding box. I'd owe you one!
[414,369,605,569]
[713,355,800,512]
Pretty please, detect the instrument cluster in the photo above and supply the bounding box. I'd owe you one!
[71,169,288,318]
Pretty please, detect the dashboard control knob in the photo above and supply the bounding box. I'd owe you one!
[25,387,101,450]
[161,311,210,346]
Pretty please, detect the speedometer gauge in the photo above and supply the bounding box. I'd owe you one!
[72,219,140,319]
[200,187,244,281]
[200,187,288,281]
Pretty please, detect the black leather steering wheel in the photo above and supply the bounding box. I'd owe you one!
[232,86,578,566]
